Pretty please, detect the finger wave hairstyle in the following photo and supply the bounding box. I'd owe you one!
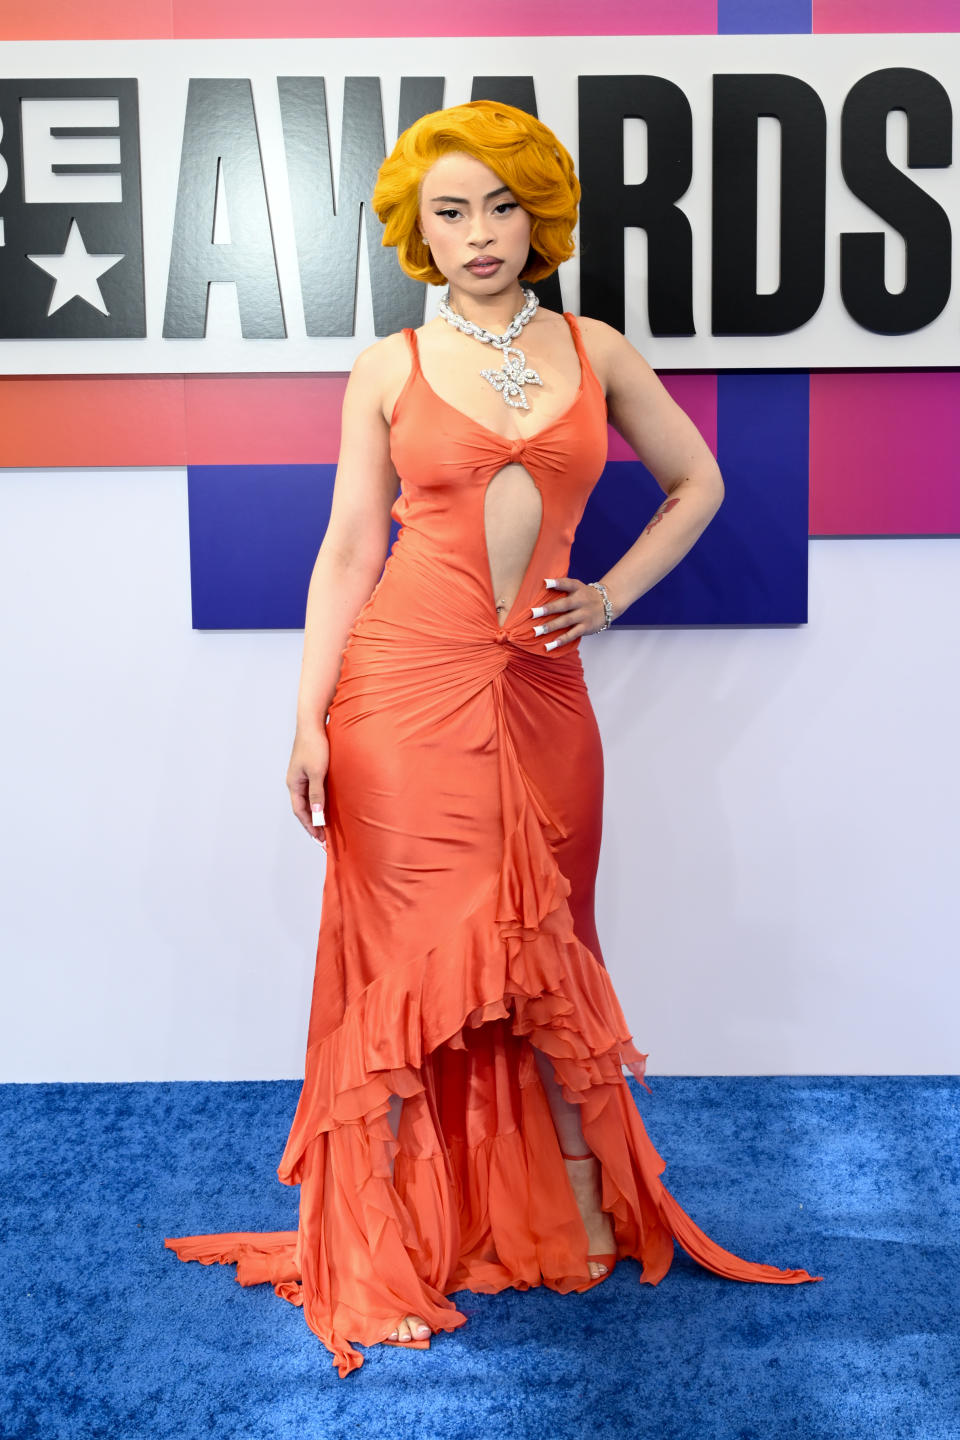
[371,99,581,286]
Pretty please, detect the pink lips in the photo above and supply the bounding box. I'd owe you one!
[467,259,502,272]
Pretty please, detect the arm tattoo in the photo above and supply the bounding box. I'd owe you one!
[643,496,680,536]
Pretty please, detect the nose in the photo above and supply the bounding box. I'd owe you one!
[468,217,495,246]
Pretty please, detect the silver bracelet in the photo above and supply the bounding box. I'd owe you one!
[588,580,614,632]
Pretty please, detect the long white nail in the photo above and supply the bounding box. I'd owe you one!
[531,605,547,619]
[533,624,548,636]
[545,639,560,651]
[544,578,558,589]
[311,804,325,824]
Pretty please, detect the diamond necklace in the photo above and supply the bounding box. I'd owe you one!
[437,284,543,410]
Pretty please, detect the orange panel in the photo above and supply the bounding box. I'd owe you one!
[0,376,186,467]
[0,0,173,38]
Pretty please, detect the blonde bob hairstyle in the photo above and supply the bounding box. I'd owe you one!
[371,99,581,286]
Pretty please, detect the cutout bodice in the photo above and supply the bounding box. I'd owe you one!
[347,312,609,652]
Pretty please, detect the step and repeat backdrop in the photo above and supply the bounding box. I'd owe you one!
[3,1,960,1087]
[1,0,958,634]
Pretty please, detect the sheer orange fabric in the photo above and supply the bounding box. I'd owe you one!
[165,312,822,1377]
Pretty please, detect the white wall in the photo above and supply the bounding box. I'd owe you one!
[2,465,957,1081]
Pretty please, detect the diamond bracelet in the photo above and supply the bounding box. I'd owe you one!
[588,580,614,632]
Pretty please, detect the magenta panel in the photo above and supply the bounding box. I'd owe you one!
[814,0,960,31]
[810,371,960,535]
[607,373,718,462]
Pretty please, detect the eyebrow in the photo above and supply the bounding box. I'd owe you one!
[428,185,513,203]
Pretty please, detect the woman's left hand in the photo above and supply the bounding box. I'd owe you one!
[529,577,612,650]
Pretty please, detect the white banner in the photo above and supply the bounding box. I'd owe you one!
[0,35,957,374]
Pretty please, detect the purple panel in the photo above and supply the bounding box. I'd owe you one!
[571,373,809,626]
[191,368,808,631]
[719,0,812,30]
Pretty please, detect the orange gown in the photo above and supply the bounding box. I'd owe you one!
[165,312,822,1377]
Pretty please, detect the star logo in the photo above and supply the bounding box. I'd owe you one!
[26,218,125,317]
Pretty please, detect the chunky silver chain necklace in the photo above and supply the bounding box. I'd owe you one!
[437,284,543,410]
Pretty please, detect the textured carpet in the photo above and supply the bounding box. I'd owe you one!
[1,1076,957,1440]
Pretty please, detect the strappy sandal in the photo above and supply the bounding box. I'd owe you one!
[561,1149,619,1283]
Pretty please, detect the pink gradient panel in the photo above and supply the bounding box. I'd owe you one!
[809,372,960,535]
[171,0,716,38]
[607,373,717,462]
[183,374,349,465]
[0,372,718,469]
[814,0,960,30]
[1,0,717,39]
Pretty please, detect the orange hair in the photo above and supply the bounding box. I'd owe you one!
[371,99,581,286]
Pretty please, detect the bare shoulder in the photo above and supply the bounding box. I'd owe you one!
[350,330,409,378]
[347,331,412,426]
[571,313,656,397]
[570,315,721,495]
[571,313,622,347]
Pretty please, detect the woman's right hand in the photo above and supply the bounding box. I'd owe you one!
[286,722,330,846]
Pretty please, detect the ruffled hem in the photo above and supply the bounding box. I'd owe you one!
[166,886,823,1380]
[164,671,822,1379]
[274,881,651,1189]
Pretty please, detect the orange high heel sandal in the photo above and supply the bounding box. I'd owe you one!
[561,1148,618,1281]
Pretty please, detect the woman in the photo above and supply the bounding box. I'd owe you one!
[165,100,821,1377]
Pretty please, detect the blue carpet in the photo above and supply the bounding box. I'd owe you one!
[1,1076,958,1440]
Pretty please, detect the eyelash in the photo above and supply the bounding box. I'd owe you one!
[434,202,519,220]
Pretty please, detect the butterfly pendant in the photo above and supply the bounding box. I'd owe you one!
[480,345,543,410]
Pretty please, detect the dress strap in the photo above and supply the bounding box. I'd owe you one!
[402,326,422,370]
[562,310,589,362]
[562,311,604,404]
[391,328,424,428]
